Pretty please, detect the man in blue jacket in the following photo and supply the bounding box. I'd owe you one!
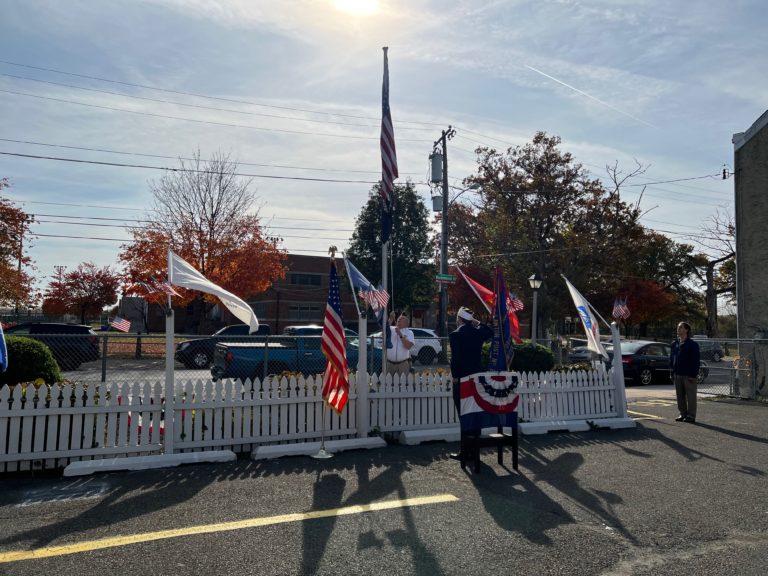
[670,321,701,423]
[449,307,493,459]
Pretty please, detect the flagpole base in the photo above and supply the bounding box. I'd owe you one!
[310,448,334,459]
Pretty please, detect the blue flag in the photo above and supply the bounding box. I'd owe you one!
[489,267,514,371]
[0,322,8,374]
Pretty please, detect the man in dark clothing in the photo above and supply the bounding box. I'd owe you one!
[448,307,493,459]
[670,321,701,423]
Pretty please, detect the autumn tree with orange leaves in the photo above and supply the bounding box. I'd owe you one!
[119,151,286,333]
[0,178,36,310]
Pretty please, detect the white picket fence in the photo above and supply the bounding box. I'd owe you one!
[0,368,621,472]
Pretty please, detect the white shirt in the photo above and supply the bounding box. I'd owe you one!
[387,326,414,362]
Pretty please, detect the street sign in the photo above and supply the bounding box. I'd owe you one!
[435,273,456,282]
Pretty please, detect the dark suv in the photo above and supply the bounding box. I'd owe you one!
[3,322,101,370]
[175,323,271,369]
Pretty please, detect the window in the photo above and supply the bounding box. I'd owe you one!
[290,273,321,286]
[288,304,322,321]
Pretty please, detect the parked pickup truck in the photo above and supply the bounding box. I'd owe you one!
[210,334,382,381]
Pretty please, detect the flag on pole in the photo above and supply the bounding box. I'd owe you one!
[509,293,525,311]
[321,261,349,413]
[0,322,8,374]
[455,266,523,343]
[613,297,630,320]
[345,258,390,311]
[137,281,159,294]
[169,251,259,333]
[152,278,181,297]
[109,316,131,332]
[380,46,398,244]
[489,267,515,371]
[564,277,609,359]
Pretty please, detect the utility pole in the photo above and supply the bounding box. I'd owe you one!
[433,126,455,338]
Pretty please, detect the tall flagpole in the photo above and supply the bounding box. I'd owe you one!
[380,46,398,376]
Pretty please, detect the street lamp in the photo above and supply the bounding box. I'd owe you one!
[528,272,543,344]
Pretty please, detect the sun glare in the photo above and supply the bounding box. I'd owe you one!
[334,0,379,15]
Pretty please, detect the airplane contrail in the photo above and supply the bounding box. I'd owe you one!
[524,64,659,129]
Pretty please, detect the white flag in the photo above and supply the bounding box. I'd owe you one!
[564,277,608,359]
[169,250,259,333]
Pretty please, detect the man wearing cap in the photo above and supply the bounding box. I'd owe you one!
[449,306,493,459]
[387,313,415,376]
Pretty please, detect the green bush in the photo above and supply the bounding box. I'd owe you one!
[481,340,555,373]
[0,336,62,386]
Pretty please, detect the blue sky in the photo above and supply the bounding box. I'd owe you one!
[1,0,764,290]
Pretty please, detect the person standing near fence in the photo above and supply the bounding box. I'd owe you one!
[387,312,415,376]
[448,307,493,460]
[670,321,701,423]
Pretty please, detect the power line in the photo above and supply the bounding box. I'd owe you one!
[0,88,432,143]
[0,151,382,183]
[33,218,354,233]
[0,72,436,133]
[0,59,445,128]
[0,137,422,176]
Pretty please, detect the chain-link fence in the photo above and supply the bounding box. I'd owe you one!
[5,331,450,385]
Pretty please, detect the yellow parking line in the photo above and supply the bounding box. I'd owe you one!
[627,409,664,420]
[0,494,458,564]
[631,400,675,406]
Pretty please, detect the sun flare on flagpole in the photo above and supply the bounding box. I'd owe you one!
[334,0,379,15]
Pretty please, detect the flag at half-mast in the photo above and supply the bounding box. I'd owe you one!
[380,46,398,244]
[564,277,608,359]
[322,260,349,413]
[455,266,523,343]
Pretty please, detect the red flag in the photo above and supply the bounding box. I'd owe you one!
[321,261,349,413]
[456,266,523,344]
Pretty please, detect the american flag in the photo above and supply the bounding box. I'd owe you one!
[613,297,631,320]
[136,281,158,293]
[361,288,389,312]
[110,316,131,332]
[380,47,398,244]
[345,257,390,312]
[508,292,525,311]
[153,278,181,297]
[321,261,349,414]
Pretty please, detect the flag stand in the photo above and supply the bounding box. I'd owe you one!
[311,402,334,459]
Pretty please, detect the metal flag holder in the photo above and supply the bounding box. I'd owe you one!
[312,394,334,459]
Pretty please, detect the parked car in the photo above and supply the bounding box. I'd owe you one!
[370,327,443,365]
[3,322,100,370]
[567,345,598,364]
[606,340,709,385]
[693,337,724,362]
[175,323,271,369]
[211,327,374,381]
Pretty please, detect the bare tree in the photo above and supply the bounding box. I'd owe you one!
[689,207,736,337]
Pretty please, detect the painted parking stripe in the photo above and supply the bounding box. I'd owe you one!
[0,494,458,564]
[627,409,664,420]
[630,400,675,407]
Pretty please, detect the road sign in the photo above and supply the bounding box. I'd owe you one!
[436,273,456,282]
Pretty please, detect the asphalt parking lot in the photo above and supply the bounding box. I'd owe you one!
[1,392,766,576]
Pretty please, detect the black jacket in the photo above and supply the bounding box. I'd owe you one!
[670,338,700,378]
[449,322,493,380]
